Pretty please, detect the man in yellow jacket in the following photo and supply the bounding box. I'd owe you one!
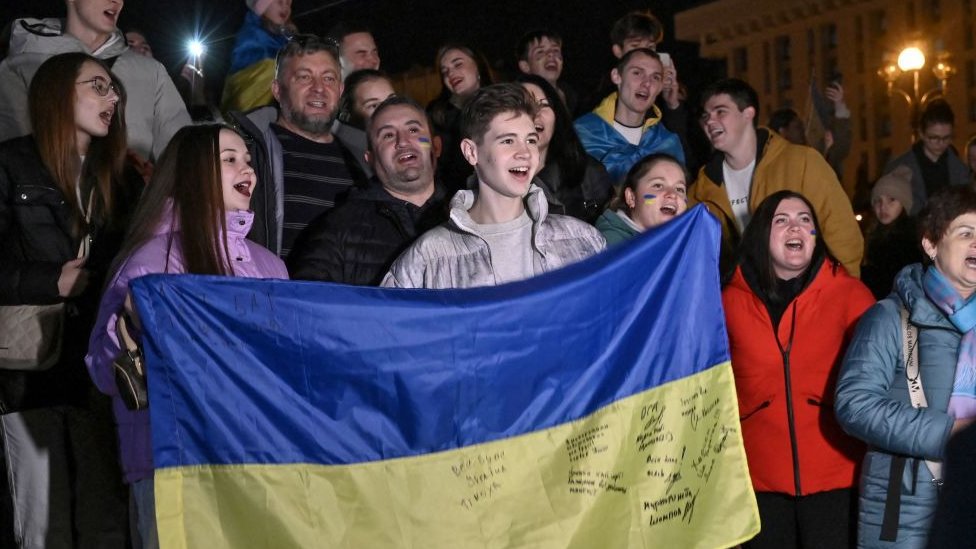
[689,78,863,277]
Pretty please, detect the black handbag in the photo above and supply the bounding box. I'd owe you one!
[112,313,148,410]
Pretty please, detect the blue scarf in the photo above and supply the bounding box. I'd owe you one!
[923,267,976,418]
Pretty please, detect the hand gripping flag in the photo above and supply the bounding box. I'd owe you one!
[131,205,759,548]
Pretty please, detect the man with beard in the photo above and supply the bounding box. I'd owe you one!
[230,35,367,258]
[288,96,447,285]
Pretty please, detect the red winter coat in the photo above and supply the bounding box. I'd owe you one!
[722,260,874,495]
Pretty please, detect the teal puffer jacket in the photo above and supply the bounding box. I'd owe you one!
[835,264,958,548]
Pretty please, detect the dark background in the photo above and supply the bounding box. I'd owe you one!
[1,0,722,106]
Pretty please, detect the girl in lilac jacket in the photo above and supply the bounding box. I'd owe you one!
[86,124,287,547]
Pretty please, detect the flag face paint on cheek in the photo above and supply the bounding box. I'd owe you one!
[418,137,432,149]
[643,194,656,205]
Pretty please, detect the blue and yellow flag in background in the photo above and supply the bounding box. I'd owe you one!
[132,205,759,548]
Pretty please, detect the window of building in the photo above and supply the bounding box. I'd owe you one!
[871,9,887,36]
[855,16,866,73]
[775,36,792,91]
[821,24,838,50]
[763,42,772,94]
[878,147,892,173]
[733,47,748,76]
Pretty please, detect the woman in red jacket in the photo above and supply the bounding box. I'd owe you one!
[722,190,874,549]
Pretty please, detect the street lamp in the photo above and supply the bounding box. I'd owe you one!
[878,46,954,127]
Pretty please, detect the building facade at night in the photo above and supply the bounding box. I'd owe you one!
[676,0,976,202]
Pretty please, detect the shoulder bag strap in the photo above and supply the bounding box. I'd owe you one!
[900,305,943,482]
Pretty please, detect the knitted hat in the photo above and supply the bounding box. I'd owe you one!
[871,165,913,214]
[246,0,274,16]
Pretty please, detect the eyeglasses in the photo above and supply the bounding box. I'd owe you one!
[922,133,953,144]
[77,76,120,98]
[274,34,341,70]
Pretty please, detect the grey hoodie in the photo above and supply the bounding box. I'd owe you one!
[0,18,189,161]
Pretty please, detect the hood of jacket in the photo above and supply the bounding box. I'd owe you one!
[592,92,663,131]
[9,17,128,58]
[894,263,957,331]
[701,127,776,187]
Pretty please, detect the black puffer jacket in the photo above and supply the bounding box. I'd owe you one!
[287,180,448,286]
[0,135,141,412]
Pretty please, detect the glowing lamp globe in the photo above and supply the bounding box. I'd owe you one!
[897,47,925,72]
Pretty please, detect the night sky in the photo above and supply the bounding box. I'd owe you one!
[1,0,721,105]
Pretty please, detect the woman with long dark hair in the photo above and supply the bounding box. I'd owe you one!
[516,73,612,223]
[426,42,493,194]
[0,52,140,548]
[87,124,288,547]
[723,191,874,548]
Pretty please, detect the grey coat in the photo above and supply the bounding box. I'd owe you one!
[835,264,959,548]
[381,184,606,289]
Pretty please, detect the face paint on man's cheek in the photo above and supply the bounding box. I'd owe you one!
[418,136,432,150]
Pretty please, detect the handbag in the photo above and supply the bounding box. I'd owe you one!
[112,313,148,411]
[0,303,66,370]
[0,189,94,371]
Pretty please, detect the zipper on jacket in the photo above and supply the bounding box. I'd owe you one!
[774,303,803,496]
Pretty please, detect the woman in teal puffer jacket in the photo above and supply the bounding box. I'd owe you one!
[835,186,976,548]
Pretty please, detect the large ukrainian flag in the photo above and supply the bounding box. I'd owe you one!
[132,205,759,549]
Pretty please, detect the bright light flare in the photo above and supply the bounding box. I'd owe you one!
[187,40,205,58]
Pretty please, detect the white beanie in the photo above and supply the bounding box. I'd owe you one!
[871,165,914,214]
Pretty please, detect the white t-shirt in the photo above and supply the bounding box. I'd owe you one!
[613,121,643,146]
[475,211,536,285]
[723,159,756,232]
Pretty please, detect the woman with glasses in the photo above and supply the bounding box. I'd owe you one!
[516,74,613,223]
[0,52,142,548]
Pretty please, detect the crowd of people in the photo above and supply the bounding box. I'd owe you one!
[2,0,976,548]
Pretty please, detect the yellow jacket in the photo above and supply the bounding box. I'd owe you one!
[689,128,863,277]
